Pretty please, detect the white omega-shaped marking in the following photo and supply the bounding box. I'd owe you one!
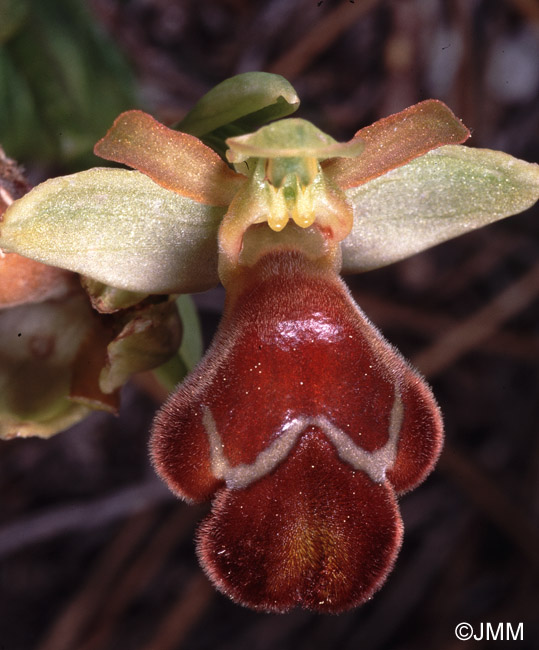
[202,389,403,489]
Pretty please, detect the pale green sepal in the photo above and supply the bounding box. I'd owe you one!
[342,145,539,273]
[99,300,182,394]
[0,168,224,294]
[177,72,300,138]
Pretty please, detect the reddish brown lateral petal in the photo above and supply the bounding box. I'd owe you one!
[94,110,244,206]
[386,371,444,494]
[323,100,470,189]
[198,430,402,613]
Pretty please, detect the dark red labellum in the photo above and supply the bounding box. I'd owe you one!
[151,250,443,613]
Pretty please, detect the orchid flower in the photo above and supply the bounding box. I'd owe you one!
[1,72,538,612]
[0,149,182,439]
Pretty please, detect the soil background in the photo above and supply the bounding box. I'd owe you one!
[1,1,539,649]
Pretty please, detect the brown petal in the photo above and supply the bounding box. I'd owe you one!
[94,110,245,206]
[323,99,470,189]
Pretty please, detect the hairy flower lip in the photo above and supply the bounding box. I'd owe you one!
[196,434,404,613]
[151,248,443,612]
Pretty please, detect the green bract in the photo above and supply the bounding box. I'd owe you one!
[176,71,300,159]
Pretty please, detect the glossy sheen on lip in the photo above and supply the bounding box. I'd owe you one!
[151,249,443,612]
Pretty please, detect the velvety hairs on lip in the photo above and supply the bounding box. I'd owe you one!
[1,72,538,612]
[151,248,443,613]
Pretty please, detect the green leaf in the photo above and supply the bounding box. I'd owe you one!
[176,72,300,159]
[0,48,55,162]
[0,0,29,43]
[342,145,539,273]
[0,0,136,167]
[0,168,224,293]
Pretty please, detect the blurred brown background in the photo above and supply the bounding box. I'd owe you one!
[1,0,538,648]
